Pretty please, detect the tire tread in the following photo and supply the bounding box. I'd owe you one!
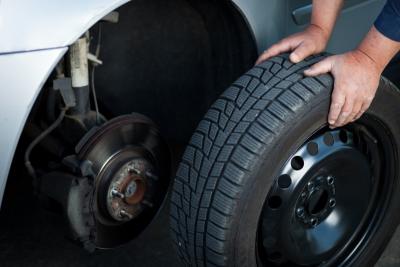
[170,54,332,266]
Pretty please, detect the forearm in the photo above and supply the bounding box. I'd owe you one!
[311,0,343,39]
[357,26,400,73]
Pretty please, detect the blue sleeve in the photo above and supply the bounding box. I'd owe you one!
[374,0,400,42]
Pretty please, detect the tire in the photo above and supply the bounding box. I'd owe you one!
[170,54,400,267]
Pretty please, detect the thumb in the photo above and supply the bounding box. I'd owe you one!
[304,57,333,76]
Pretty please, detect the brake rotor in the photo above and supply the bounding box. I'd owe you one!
[76,113,170,248]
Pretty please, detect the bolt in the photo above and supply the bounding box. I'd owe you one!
[120,209,133,219]
[128,167,141,175]
[310,218,318,227]
[329,198,336,208]
[146,170,159,181]
[327,175,334,185]
[296,207,305,218]
[111,189,125,199]
[301,192,307,199]
[307,181,315,191]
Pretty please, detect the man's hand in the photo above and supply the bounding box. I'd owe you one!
[255,24,329,65]
[304,50,381,128]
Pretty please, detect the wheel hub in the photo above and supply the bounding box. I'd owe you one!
[296,175,336,228]
[106,158,153,222]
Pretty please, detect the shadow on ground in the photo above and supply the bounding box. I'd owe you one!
[0,183,398,267]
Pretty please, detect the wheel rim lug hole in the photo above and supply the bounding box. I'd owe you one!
[327,176,334,185]
[329,199,336,208]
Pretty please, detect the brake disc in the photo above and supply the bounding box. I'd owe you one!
[75,113,170,248]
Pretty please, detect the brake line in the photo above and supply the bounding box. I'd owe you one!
[24,107,68,179]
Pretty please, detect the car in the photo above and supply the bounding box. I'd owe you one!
[0,0,399,266]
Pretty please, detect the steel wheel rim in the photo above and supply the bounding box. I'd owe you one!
[258,118,397,266]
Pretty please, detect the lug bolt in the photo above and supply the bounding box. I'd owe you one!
[120,209,133,219]
[301,192,307,199]
[329,198,336,208]
[296,207,305,218]
[128,167,141,175]
[310,218,318,227]
[327,175,334,185]
[307,181,314,191]
[111,189,125,199]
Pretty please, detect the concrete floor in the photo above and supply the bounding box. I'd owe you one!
[0,190,399,267]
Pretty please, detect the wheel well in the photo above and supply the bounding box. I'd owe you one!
[93,0,257,143]
[4,0,256,215]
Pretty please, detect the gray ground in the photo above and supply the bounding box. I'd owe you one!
[0,191,399,267]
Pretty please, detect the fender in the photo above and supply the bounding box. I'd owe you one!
[0,48,67,207]
[0,0,129,207]
[0,0,130,54]
[232,0,286,53]
[0,0,264,207]
[0,0,271,54]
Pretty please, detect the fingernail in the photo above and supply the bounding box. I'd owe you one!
[290,53,299,63]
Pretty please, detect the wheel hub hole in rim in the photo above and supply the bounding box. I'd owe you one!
[278,174,292,189]
[339,129,348,143]
[268,196,282,209]
[307,189,329,215]
[307,142,319,155]
[291,156,304,170]
[323,132,334,146]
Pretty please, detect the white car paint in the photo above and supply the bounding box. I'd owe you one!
[0,48,67,205]
[0,0,130,54]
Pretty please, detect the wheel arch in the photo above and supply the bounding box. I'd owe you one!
[0,0,130,207]
[0,0,259,208]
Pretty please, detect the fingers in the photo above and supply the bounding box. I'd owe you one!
[290,42,315,63]
[331,93,372,127]
[304,57,333,76]
[255,39,294,65]
[335,96,356,127]
[348,100,363,123]
[328,87,346,127]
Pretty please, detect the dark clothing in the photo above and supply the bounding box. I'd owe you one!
[375,0,400,42]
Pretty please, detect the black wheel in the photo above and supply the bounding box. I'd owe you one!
[170,54,400,266]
